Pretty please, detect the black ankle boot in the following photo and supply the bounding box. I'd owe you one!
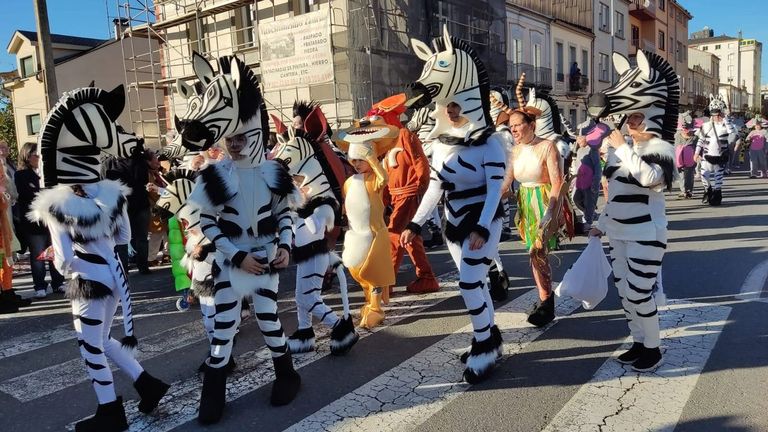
[527,295,555,327]
[460,325,503,364]
[701,187,711,204]
[330,315,359,356]
[463,335,499,384]
[271,352,301,406]
[488,270,509,302]
[133,371,170,414]
[75,396,128,432]
[709,189,722,206]
[198,364,228,424]
[616,342,644,364]
[632,346,663,372]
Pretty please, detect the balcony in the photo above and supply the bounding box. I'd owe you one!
[630,0,656,21]
[567,74,589,94]
[507,62,552,90]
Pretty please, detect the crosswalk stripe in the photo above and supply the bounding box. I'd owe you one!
[542,299,731,432]
[284,289,583,432]
[0,295,180,360]
[67,271,462,431]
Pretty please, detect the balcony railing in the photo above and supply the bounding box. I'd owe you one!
[507,62,552,90]
[630,0,656,20]
[567,75,589,93]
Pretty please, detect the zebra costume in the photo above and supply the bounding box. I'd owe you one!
[28,85,169,431]
[270,107,358,355]
[588,49,678,372]
[176,52,301,423]
[406,26,506,383]
[695,94,733,206]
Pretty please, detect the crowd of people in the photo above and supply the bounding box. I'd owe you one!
[0,27,760,432]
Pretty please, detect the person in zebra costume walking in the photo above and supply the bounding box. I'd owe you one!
[176,53,302,424]
[269,106,359,353]
[587,50,678,372]
[400,26,507,383]
[28,85,169,432]
[695,94,734,206]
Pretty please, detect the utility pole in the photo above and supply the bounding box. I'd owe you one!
[33,0,58,110]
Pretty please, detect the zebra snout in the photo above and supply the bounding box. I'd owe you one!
[587,93,609,118]
[405,82,432,109]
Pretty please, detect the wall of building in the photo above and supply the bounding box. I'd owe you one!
[505,4,552,88]
[551,21,592,126]
[593,0,630,94]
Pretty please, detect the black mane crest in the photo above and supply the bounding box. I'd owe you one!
[643,51,680,142]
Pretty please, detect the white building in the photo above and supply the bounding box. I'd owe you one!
[592,0,631,94]
[505,4,552,90]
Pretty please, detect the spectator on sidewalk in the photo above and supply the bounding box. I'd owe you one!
[14,142,65,298]
[674,118,698,198]
[746,121,768,178]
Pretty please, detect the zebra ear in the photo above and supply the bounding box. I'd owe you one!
[612,52,631,76]
[527,87,536,105]
[192,51,215,86]
[304,106,328,143]
[87,80,95,87]
[442,24,453,52]
[229,57,241,90]
[104,84,126,122]
[411,38,434,61]
[636,50,651,80]
[270,113,287,135]
[287,126,296,142]
[176,79,195,100]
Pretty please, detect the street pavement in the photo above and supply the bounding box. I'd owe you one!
[0,169,766,432]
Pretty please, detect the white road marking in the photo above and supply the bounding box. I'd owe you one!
[736,258,768,301]
[542,300,731,432]
[284,289,583,432]
[67,271,462,431]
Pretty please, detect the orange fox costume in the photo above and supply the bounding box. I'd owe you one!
[341,142,395,329]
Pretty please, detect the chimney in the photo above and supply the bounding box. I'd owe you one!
[113,18,129,40]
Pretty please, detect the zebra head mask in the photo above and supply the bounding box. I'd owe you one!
[160,80,205,161]
[707,93,727,115]
[155,168,198,220]
[39,85,144,187]
[587,50,680,141]
[175,52,269,167]
[408,24,493,142]
[524,86,566,142]
[270,107,328,180]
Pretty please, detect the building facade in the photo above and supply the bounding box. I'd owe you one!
[628,0,691,76]
[2,30,162,148]
[689,31,762,112]
[592,0,631,93]
[686,47,719,112]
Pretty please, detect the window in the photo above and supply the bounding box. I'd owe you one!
[599,3,610,32]
[599,53,610,82]
[670,36,674,55]
[569,45,577,69]
[659,0,665,11]
[582,49,589,76]
[556,42,564,82]
[569,108,577,128]
[702,46,708,51]
[615,12,625,39]
[26,114,41,135]
[715,44,721,50]
[658,30,665,51]
[631,25,639,47]
[532,43,542,69]
[235,6,254,49]
[677,41,684,62]
[510,38,523,63]
[20,56,35,78]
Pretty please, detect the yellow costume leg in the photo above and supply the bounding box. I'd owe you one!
[360,287,385,329]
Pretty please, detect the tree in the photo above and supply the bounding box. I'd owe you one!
[0,93,18,164]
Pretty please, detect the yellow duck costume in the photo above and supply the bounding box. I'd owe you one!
[342,140,395,329]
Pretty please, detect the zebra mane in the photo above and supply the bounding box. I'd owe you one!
[293,100,320,120]
[533,90,564,135]
[39,85,125,187]
[218,55,267,132]
[163,167,198,184]
[431,36,492,127]
[643,51,680,142]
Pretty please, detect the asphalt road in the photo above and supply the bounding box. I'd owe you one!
[0,169,766,432]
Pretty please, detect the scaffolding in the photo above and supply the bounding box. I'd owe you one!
[113,0,508,144]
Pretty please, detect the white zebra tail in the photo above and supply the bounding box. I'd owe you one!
[330,252,351,319]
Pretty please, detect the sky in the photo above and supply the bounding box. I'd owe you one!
[0,0,767,84]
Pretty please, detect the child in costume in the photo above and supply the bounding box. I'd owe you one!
[674,113,698,198]
[342,139,395,329]
[28,85,169,432]
[695,94,733,206]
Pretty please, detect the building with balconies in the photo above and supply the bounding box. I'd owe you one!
[685,47,720,112]
[628,0,691,77]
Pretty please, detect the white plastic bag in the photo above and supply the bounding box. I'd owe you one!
[554,237,611,310]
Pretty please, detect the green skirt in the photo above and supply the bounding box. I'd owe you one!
[516,184,557,251]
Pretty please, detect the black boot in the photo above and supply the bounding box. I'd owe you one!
[616,342,644,364]
[133,371,170,414]
[287,327,316,354]
[460,325,503,364]
[198,355,236,376]
[709,189,722,206]
[0,292,19,315]
[3,290,31,307]
[270,352,301,406]
[527,294,555,327]
[75,396,128,432]
[631,346,663,372]
[488,270,509,302]
[462,335,499,384]
[330,315,359,356]
[701,187,711,204]
[198,364,227,424]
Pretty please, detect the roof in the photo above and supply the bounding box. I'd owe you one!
[16,30,106,48]
[688,35,739,45]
